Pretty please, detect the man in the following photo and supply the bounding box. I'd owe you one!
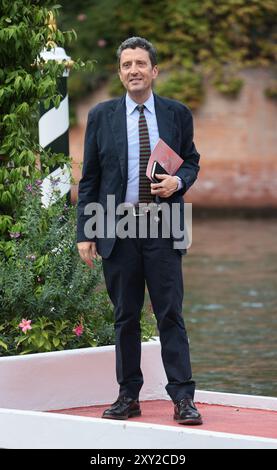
[77,37,202,425]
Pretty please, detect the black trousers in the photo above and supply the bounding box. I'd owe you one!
[102,214,195,403]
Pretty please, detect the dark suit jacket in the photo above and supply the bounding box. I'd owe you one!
[77,93,200,258]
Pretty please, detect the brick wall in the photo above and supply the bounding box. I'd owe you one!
[70,68,277,208]
[191,68,277,208]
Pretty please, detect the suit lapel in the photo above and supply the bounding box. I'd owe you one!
[154,94,175,148]
[109,96,128,180]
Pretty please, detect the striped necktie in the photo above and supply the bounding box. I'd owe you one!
[137,104,153,203]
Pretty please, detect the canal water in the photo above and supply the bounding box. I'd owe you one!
[183,217,277,397]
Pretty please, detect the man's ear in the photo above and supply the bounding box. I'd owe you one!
[118,69,123,83]
[152,65,159,79]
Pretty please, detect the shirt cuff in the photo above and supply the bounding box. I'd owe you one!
[175,176,184,191]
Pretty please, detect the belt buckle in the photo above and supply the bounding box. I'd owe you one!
[132,205,149,216]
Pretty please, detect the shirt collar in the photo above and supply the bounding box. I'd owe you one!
[126,91,155,115]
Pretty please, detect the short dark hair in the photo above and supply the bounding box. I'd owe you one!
[117,37,158,67]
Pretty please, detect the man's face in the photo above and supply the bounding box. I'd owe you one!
[118,47,158,96]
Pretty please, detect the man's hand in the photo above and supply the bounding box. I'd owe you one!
[151,174,179,198]
[77,241,98,268]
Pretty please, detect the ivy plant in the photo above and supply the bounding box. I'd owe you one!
[58,0,276,104]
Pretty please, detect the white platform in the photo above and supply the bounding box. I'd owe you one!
[0,338,276,449]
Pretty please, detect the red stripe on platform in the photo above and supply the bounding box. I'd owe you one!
[48,400,277,439]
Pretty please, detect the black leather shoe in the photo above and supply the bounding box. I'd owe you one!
[102,396,141,420]
[174,397,203,425]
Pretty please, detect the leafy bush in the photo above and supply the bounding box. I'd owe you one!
[0,2,157,357]
[0,1,93,244]
[0,185,156,356]
[0,300,156,356]
[1,186,99,320]
[0,2,68,241]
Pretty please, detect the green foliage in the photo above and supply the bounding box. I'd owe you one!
[0,1,92,244]
[0,187,101,321]
[0,189,157,355]
[108,73,125,97]
[58,0,277,104]
[0,317,98,355]
[213,75,244,97]
[265,80,277,99]
[0,1,156,356]
[0,304,156,356]
[155,70,204,110]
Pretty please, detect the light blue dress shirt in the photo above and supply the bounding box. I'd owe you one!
[124,91,182,204]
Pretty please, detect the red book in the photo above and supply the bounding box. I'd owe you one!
[146,138,184,181]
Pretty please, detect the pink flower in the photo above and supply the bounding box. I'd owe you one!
[26,254,36,261]
[73,324,84,337]
[97,39,107,48]
[77,13,87,22]
[19,319,32,334]
[26,184,33,192]
[9,232,21,239]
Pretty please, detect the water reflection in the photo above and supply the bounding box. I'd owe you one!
[183,218,277,397]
